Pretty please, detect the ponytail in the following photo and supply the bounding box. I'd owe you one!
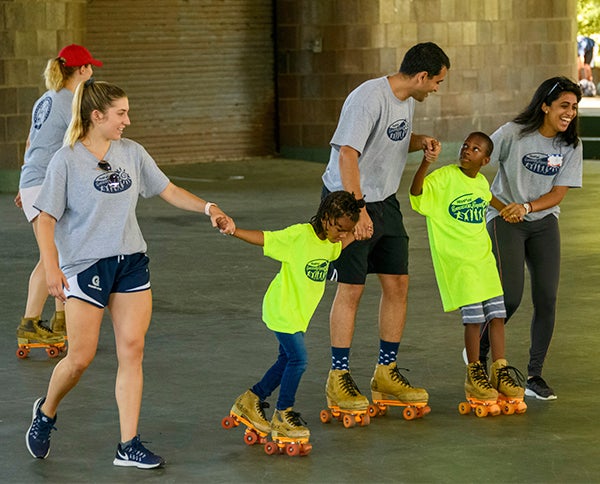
[43,57,78,91]
[64,80,128,148]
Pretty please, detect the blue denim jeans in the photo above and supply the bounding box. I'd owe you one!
[251,331,308,410]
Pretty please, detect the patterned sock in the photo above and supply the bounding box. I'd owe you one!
[331,347,350,370]
[378,340,399,365]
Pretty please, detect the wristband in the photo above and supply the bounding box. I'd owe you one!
[523,202,531,214]
[204,202,215,216]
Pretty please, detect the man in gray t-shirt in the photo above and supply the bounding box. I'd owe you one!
[321,43,450,415]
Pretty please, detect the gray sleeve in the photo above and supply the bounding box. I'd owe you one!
[33,154,67,220]
[136,144,170,198]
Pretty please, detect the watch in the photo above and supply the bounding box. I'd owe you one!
[523,202,532,214]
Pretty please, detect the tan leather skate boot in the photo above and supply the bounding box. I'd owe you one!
[271,408,310,440]
[465,361,498,401]
[230,389,271,434]
[16,317,64,344]
[50,311,67,337]
[371,362,429,404]
[490,359,525,399]
[326,369,369,410]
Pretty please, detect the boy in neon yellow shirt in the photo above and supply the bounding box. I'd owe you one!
[218,191,361,448]
[410,132,525,410]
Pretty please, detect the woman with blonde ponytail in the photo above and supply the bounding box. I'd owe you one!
[15,44,102,346]
[26,80,236,469]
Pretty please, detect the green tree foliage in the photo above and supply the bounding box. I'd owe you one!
[578,0,600,35]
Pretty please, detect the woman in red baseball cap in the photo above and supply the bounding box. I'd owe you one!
[15,44,102,350]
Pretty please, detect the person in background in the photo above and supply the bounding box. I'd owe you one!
[16,44,102,345]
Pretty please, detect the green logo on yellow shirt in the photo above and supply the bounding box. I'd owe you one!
[448,194,487,224]
[305,259,329,282]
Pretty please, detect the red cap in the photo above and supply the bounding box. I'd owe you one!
[58,44,103,67]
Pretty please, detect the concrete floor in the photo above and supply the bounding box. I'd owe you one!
[1,157,599,483]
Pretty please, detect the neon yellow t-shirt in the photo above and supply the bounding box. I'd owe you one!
[262,223,342,333]
[410,164,503,312]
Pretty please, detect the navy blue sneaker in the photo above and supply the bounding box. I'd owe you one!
[26,397,57,459]
[113,435,165,469]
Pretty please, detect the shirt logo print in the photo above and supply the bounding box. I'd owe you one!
[33,97,52,130]
[448,193,487,224]
[521,152,561,176]
[305,259,329,282]
[387,119,409,142]
[93,168,132,193]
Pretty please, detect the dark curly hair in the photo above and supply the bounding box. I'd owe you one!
[513,76,581,147]
[311,191,363,239]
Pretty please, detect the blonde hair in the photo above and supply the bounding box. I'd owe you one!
[43,57,79,91]
[65,80,127,148]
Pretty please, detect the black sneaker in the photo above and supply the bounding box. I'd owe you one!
[525,376,557,400]
[26,397,57,459]
[113,435,165,469]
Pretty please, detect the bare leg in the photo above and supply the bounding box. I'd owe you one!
[464,324,481,363]
[41,298,103,417]
[488,318,506,362]
[109,290,152,442]
[329,283,364,347]
[377,274,409,342]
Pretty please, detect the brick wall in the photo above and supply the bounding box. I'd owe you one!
[0,0,86,172]
[276,0,579,161]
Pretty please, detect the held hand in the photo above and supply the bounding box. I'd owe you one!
[216,215,236,235]
[423,139,441,164]
[353,210,374,241]
[14,192,22,208]
[499,203,526,223]
[46,267,68,303]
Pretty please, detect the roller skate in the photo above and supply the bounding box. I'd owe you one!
[320,369,370,428]
[368,362,430,420]
[458,361,501,417]
[50,311,67,339]
[265,408,312,456]
[490,359,527,415]
[221,389,270,446]
[16,317,66,359]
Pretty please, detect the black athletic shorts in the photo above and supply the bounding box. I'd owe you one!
[322,186,409,284]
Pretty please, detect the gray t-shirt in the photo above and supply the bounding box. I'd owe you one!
[322,76,415,202]
[34,139,170,278]
[20,89,73,189]
[487,122,583,222]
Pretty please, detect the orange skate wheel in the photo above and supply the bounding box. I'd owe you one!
[502,403,515,415]
[516,401,527,414]
[403,407,418,420]
[16,347,29,359]
[367,404,380,417]
[286,443,300,456]
[342,414,356,428]
[46,346,59,358]
[358,413,370,426]
[264,442,279,455]
[244,430,259,445]
[458,402,471,415]
[421,405,431,416]
[475,405,488,417]
[221,416,238,429]
[299,443,312,456]
[490,404,501,416]
[319,409,332,424]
